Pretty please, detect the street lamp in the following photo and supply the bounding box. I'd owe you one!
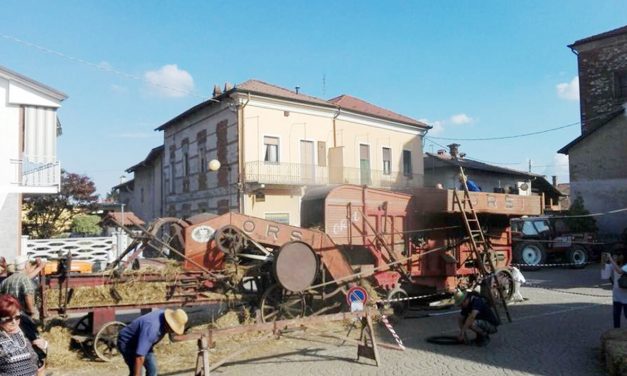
[209,159,233,212]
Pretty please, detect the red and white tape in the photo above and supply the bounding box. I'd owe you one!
[380,315,406,350]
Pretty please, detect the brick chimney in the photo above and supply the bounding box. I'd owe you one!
[552,175,557,187]
[212,84,222,97]
[448,143,460,159]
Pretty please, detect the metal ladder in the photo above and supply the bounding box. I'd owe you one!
[453,167,512,323]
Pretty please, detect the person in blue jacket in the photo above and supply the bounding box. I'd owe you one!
[459,175,482,192]
[117,308,188,376]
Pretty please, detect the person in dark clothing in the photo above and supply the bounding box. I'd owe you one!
[458,175,481,192]
[454,290,499,346]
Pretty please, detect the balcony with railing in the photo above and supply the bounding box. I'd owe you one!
[243,161,422,189]
[9,156,61,193]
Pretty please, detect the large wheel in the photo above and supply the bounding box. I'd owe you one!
[259,284,306,323]
[566,245,589,269]
[514,242,546,270]
[215,225,245,257]
[145,218,189,260]
[386,287,409,317]
[94,321,126,362]
[492,269,515,302]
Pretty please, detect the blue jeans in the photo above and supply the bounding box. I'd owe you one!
[122,351,158,376]
[614,301,627,328]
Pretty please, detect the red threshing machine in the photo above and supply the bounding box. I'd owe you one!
[38,183,542,361]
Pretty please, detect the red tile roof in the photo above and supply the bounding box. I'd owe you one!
[236,79,332,107]
[329,94,427,128]
[569,25,627,48]
[157,79,429,130]
[105,211,145,226]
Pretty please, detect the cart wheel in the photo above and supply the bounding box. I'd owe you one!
[215,225,245,257]
[94,321,126,362]
[260,284,306,323]
[492,269,515,302]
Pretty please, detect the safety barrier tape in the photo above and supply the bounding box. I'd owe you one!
[511,261,596,268]
[379,315,406,350]
[376,291,446,305]
[511,238,606,246]
[521,281,611,298]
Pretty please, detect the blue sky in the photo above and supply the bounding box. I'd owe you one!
[2,1,626,195]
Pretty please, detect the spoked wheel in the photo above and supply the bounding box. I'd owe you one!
[215,225,245,257]
[94,321,126,362]
[145,217,189,260]
[492,269,515,303]
[260,284,306,323]
[386,287,409,317]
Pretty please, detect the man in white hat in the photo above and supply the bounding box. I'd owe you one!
[117,308,188,376]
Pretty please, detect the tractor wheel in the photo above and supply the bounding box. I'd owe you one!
[566,245,589,269]
[514,242,546,270]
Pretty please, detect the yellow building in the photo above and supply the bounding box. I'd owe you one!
[145,80,430,226]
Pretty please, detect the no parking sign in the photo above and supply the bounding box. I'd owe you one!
[346,286,368,312]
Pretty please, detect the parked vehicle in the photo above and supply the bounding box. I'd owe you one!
[510,216,602,269]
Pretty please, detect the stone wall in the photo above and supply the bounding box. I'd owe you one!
[576,33,627,133]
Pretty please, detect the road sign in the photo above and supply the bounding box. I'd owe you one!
[347,286,368,312]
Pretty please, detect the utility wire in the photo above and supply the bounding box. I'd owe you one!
[549,207,627,219]
[428,121,579,141]
[0,32,216,101]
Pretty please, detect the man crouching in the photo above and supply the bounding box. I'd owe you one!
[455,289,499,346]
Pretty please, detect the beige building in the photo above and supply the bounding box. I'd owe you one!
[136,80,430,226]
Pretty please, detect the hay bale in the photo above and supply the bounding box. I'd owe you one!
[45,281,171,308]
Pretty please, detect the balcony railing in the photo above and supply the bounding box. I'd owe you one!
[9,157,61,193]
[243,161,422,189]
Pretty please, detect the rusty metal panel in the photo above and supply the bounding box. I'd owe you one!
[185,213,355,283]
[412,188,542,216]
[322,185,413,246]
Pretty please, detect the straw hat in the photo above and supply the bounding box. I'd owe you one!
[14,256,28,271]
[453,289,467,306]
[164,309,188,335]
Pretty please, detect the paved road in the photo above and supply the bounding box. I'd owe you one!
[208,266,613,376]
[49,266,614,375]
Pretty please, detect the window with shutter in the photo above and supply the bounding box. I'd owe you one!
[264,136,279,163]
[382,147,391,175]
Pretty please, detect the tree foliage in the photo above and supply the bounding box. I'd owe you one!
[23,170,99,239]
[71,214,102,236]
[564,195,598,233]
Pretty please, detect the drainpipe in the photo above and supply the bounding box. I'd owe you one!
[238,93,251,214]
[332,106,341,147]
